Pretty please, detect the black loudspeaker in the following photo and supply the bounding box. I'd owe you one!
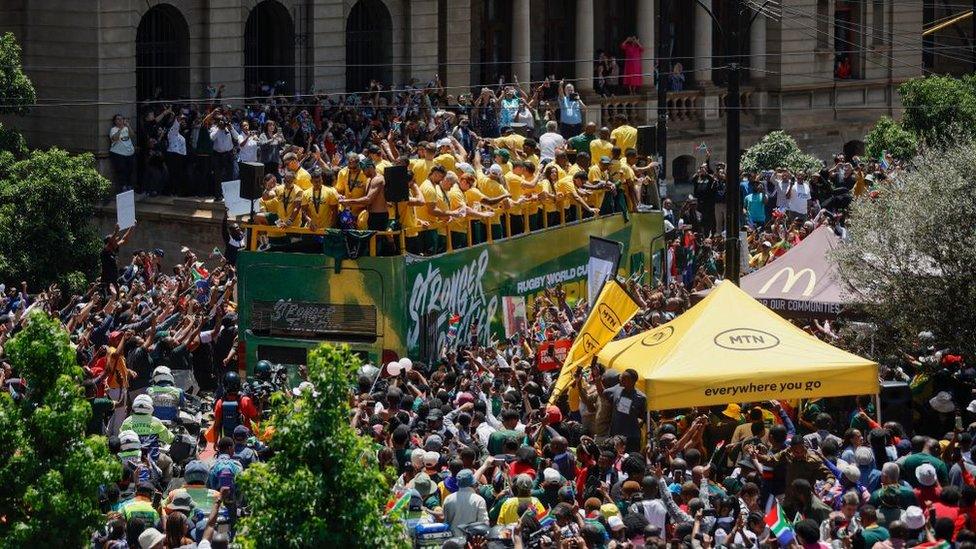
[384,165,410,203]
[880,381,912,433]
[637,125,657,157]
[239,161,264,200]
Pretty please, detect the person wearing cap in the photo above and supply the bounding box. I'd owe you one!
[137,526,165,549]
[300,167,340,232]
[407,471,440,508]
[442,468,489,536]
[335,152,368,220]
[167,459,220,511]
[497,473,546,526]
[433,136,463,175]
[900,437,949,489]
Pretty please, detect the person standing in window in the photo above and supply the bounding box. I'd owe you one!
[109,115,136,193]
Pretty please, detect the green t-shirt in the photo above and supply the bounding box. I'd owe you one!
[488,429,524,456]
[87,397,114,435]
[859,525,890,546]
[568,134,596,155]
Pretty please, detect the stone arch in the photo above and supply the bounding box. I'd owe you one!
[244,0,296,95]
[346,0,394,91]
[136,3,191,102]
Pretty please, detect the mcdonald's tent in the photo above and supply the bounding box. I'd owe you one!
[695,226,855,318]
[597,281,878,410]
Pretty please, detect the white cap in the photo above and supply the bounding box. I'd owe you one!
[543,467,561,483]
[423,451,440,467]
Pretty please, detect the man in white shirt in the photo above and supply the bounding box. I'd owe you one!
[787,171,812,220]
[539,121,566,162]
[773,169,793,211]
[208,113,236,190]
[160,106,187,196]
[442,469,489,536]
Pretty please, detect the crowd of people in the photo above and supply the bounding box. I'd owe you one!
[0,70,945,549]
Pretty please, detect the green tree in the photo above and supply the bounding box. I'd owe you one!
[864,116,919,162]
[0,313,121,548]
[833,141,976,359]
[0,148,110,291]
[0,32,37,118]
[897,75,976,147]
[741,130,822,174]
[238,344,408,549]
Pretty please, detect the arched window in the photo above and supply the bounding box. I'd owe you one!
[346,0,393,92]
[136,4,190,102]
[245,1,296,96]
[843,140,865,159]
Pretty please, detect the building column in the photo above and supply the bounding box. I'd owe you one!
[694,0,713,87]
[410,0,439,82]
[637,0,655,90]
[575,0,594,92]
[512,0,531,82]
[206,0,244,98]
[750,11,767,81]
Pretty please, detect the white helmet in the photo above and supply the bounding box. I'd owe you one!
[152,365,174,385]
[132,394,154,415]
[119,430,141,452]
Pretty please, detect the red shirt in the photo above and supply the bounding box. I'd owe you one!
[213,394,259,432]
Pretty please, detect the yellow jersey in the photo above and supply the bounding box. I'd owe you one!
[302,185,340,229]
[590,139,613,163]
[587,165,607,209]
[410,158,433,186]
[477,174,507,225]
[447,185,469,235]
[610,125,638,152]
[272,183,303,221]
[503,172,525,215]
[294,167,312,191]
[336,167,369,213]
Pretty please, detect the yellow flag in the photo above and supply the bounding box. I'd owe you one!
[548,278,640,404]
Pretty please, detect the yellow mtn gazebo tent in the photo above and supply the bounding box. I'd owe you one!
[597,281,878,410]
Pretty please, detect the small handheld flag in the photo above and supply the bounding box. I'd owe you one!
[764,502,796,546]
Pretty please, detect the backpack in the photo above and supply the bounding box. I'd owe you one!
[220,399,242,439]
[216,463,237,499]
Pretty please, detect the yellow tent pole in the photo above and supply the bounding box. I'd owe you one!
[923,10,972,36]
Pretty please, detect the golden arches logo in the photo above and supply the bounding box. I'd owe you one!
[758,267,816,297]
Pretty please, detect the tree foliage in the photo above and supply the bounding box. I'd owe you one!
[0,32,37,116]
[833,142,976,360]
[864,116,918,162]
[0,313,121,548]
[897,75,976,147]
[238,344,408,549]
[741,130,822,174]
[0,148,110,291]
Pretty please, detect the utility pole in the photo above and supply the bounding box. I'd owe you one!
[724,3,743,283]
[657,0,670,181]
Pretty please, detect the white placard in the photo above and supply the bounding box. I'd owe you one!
[116,190,135,229]
[221,180,255,217]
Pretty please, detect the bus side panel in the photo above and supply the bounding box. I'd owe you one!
[403,212,663,360]
[237,252,406,372]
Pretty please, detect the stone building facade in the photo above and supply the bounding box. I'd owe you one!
[0,0,962,189]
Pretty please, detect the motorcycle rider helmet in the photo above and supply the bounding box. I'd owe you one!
[223,371,242,394]
[255,360,272,380]
[119,430,141,452]
[152,365,175,385]
[132,394,154,415]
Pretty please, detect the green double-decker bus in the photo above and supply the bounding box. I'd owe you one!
[236,211,663,372]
